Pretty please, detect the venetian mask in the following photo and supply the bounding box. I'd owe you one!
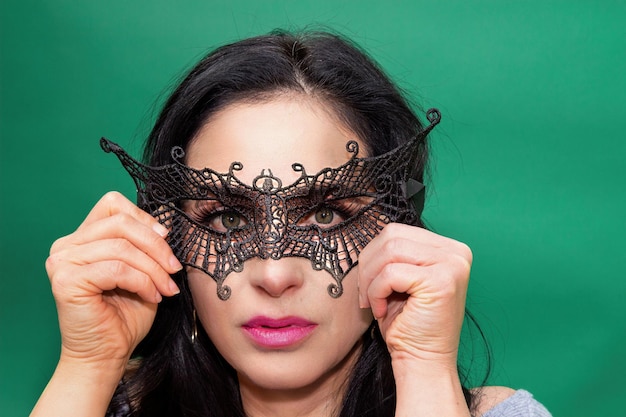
[102,108,440,300]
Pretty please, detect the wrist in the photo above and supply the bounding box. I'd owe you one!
[392,356,470,417]
[59,343,130,374]
[56,346,129,394]
[57,355,127,383]
[30,354,126,417]
[390,347,459,374]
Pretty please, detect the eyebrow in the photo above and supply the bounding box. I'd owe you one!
[180,182,377,209]
[328,194,375,205]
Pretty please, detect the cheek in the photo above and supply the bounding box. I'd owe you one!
[187,270,226,333]
[187,269,214,305]
[335,269,374,337]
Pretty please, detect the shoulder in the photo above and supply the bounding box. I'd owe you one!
[471,386,552,417]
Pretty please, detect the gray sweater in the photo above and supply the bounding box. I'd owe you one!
[482,390,551,417]
[107,388,551,416]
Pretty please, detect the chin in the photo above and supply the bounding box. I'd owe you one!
[235,339,364,394]
[239,368,325,391]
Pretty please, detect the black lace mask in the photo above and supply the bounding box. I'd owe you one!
[101,109,440,300]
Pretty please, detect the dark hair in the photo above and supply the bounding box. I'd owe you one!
[108,30,488,417]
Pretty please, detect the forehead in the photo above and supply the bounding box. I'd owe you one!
[185,96,363,183]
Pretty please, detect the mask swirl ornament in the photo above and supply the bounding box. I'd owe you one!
[101,108,441,300]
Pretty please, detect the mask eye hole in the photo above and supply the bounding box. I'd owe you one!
[184,200,249,233]
[300,205,342,228]
[204,208,249,232]
[296,195,376,230]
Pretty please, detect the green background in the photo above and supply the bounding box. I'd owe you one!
[1,1,625,415]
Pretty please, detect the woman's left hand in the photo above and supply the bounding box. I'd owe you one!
[357,223,472,368]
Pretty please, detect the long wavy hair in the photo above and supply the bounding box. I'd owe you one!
[108,30,490,417]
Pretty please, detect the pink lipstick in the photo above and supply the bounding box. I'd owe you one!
[242,316,317,349]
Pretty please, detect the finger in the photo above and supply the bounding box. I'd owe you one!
[362,224,470,264]
[358,238,445,308]
[360,237,438,275]
[367,261,469,320]
[52,260,164,305]
[50,238,179,298]
[375,223,455,249]
[366,262,424,319]
[62,212,182,276]
[78,191,163,233]
[358,224,472,305]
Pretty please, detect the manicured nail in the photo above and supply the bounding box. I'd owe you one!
[170,255,183,271]
[169,279,181,295]
[153,222,169,237]
[359,293,366,309]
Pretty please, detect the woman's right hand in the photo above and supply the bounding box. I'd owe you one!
[45,191,182,373]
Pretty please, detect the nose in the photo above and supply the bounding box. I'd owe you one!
[246,257,306,297]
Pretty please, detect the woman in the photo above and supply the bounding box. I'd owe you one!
[31,31,550,416]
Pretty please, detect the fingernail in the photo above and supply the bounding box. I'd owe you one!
[153,222,169,237]
[169,280,180,295]
[170,255,183,271]
[155,292,163,303]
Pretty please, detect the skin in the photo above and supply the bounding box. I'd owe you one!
[31,94,514,417]
[185,96,373,416]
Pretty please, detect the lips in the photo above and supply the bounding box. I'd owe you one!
[242,316,317,349]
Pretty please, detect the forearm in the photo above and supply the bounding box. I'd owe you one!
[393,358,471,417]
[30,357,125,417]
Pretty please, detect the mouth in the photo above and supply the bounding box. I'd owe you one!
[242,316,318,349]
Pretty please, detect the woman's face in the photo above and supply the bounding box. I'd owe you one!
[185,95,373,395]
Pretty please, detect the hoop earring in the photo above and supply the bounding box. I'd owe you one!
[191,309,198,344]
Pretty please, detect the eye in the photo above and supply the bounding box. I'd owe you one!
[314,207,334,225]
[184,200,248,233]
[298,205,345,229]
[218,211,243,230]
[205,209,248,232]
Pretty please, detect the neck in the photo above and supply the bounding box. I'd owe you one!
[238,340,363,417]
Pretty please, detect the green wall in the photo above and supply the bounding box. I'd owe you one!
[1,1,625,415]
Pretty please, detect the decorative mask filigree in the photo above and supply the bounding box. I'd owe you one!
[101,108,441,300]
